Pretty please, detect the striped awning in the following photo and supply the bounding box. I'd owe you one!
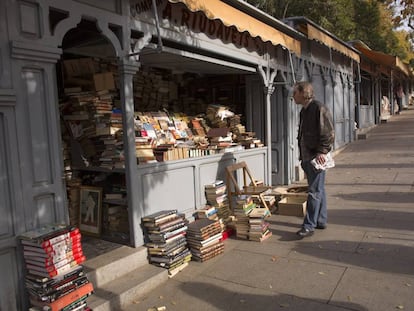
[306,24,360,62]
[356,44,410,76]
[168,0,301,55]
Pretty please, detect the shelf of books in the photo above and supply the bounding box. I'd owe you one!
[19,224,94,311]
[59,58,264,169]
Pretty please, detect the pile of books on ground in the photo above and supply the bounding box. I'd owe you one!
[233,195,254,240]
[204,180,233,236]
[186,218,224,262]
[248,206,272,242]
[142,210,191,277]
[19,224,93,311]
[194,205,219,221]
[233,195,272,242]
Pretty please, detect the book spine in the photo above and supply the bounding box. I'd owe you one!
[41,255,86,272]
[44,282,93,311]
[28,257,85,278]
[40,230,81,248]
[22,232,81,251]
[42,240,82,256]
[40,228,80,248]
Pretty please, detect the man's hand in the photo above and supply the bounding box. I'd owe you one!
[315,153,327,165]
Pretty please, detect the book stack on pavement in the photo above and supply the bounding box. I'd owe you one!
[193,205,219,221]
[233,195,256,240]
[19,224,93,311]
[142,210,192,277]
[204,180,233,234]
[186,218,224,262]
[248,207,272,242]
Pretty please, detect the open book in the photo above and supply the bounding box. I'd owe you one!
[311,152,335,170]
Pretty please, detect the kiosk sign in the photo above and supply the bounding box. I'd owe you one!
[130,0,264,53]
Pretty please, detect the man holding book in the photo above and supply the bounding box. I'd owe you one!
[292,81,335,238]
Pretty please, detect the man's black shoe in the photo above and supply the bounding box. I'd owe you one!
[296,227,314,237]
[316,224,327,230]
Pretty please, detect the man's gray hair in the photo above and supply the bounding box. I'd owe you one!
[294,81,314,100]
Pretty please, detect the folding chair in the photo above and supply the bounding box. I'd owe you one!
[225,161,276,212]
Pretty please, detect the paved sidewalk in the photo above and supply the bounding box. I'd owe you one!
[128,108,414,311]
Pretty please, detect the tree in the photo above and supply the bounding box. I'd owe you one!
[246,0,413,64]
[385,0,414,30]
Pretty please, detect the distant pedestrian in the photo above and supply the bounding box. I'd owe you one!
[394,83,403,114]
[292,81,335,238]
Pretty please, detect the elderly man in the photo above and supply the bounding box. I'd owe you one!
[292,81,335,238]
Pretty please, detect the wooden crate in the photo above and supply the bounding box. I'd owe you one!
[277,196,307,217]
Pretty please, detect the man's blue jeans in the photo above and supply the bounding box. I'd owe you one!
[301,160,327,230]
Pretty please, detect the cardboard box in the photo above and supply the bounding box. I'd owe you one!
[93,72,115,91]
[277,196,307,217]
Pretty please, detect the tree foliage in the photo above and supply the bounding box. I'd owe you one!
[385,0,414,30]
[246,0,413,65]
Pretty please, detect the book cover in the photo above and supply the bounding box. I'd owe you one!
[21,230,81,249]
[25,252,85,270]
[142,210,178,222]
[29,282,93,311]
[22,239,82,257]
[19,224,73,243]
[204,180,225,189]
[28,276,89,303]
[27,256,85,278]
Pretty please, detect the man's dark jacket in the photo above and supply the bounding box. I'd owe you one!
[298,100,335,160]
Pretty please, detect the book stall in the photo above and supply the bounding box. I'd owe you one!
[58,54,265,246]
[19,224,93,311]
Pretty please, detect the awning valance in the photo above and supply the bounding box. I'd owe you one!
[357,46,410,76]
[168,0,301,55]
[306,24,360,62]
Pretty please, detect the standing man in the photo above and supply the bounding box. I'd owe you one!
[394,83,403,114]
[292,81,335,238]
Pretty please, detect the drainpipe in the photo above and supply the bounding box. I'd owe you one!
[258,58,277,185]
[152,0,163,51]
[355,62,361,129]
[288,51,297,84]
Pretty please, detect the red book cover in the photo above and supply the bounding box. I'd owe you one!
[27,256,86,278]
[21,230,81,249]
[23,242,83,261]
[23,235,82,255]
[29,282,93,311]
[25,251,85,268]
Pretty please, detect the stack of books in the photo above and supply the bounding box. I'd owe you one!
[233,196,272,242]
[193,205,218,221]
[19,224,93,311]
[248,207,272,242]
[142,210,191,277]
[233,195,256,240]
[186,219,224,262]
[204,180,233,233]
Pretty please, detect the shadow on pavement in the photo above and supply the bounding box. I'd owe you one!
[333,192,414,204]
[328,209,414,231]
[176,281,369,311]
[292,240,414,275]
